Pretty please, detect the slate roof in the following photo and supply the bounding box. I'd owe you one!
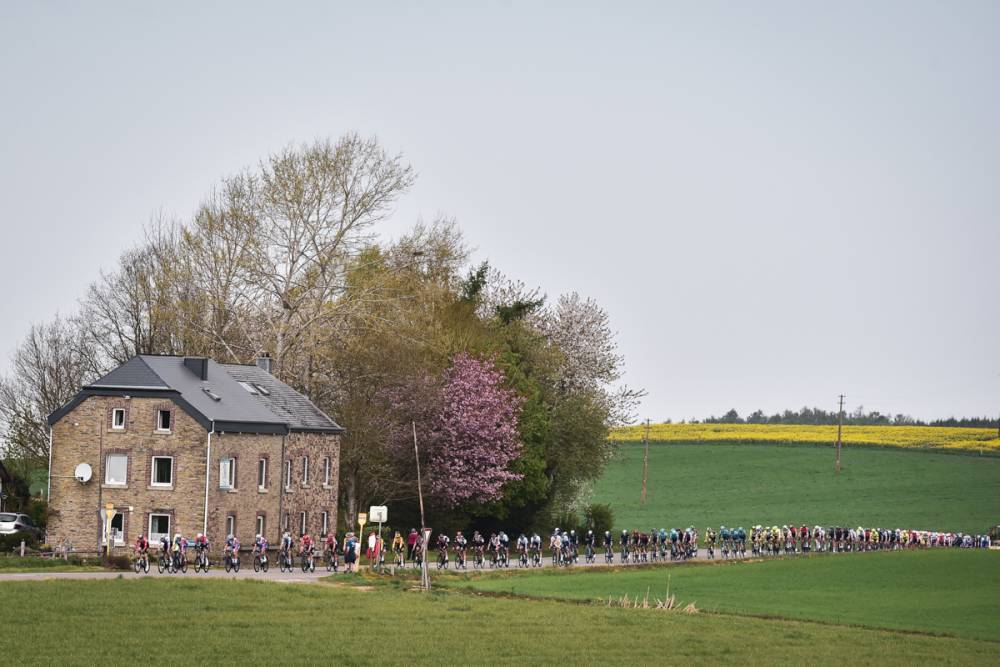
[49,355,344,435]
[222,364,343,433]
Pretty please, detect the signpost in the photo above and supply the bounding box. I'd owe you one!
[369,505,388,570]
[357,512,367,566]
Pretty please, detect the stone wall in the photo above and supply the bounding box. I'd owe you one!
[48,396,208,553]
[206,431,283,549]
[281,432,340,538]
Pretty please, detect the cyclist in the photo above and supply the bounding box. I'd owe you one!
[253,533,269,568]
[172,532,187,570]
[454,531,468,568]
[280,531,295,568]
[344,533,358,572]
[549,528,562,564]
[391,531,405,566]
[529,532,542,565]
[300,532,315,569]
[583,530,596,562]
[472,531,486,566]
[134,532,149,569]
[193,532,209,568]
[706,526,716,559]
[498,531,510,566]
[436,532,450,568]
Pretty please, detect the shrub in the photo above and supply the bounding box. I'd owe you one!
[0,531,39,553]
[583,503,614,536]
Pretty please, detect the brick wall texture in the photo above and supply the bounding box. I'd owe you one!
[48,396,340,555]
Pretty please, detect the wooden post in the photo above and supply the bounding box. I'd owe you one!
[835,395,845,474]
[412,421,430,590]
[640,419,651,504]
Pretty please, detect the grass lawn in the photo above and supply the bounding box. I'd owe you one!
[447,549,1000,642]
[0,556,106,573]
[0,578,995,664]
[592,442,999,533]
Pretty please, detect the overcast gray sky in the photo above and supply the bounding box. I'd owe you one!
[1,2,997,422]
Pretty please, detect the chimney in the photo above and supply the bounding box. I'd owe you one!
[256,353,272,374]
[183,357,209,380]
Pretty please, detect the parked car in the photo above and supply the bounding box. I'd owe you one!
[0,513,41,539]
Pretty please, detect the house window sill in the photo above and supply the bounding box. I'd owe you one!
[102,483,128,490]
[155,429,172,435]
[322,484,333,490]
[219,487,238,493]
[257,487,268,494]
[284,487,292,493]
[300,484,310,489]
[148,485,174,491]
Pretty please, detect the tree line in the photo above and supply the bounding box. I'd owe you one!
[691,407,996,428]
[0,133,641,532]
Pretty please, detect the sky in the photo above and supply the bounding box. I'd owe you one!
[0,1,997,422]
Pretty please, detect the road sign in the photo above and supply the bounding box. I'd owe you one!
[369,506,387,523]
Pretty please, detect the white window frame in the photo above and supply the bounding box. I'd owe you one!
[103,511,125,546]
[105,453,128,486]
[257,458,267,490]
[285,459,292,490]
[321,511,328,536]
[149,513,171,543]
[282,512,289,532]
[299,511,307,535]
[256,515,265,537]
[219,457,235,489]
[225,515,235,538]
[111,408,126,430]
[301,456,309,485]
[151,456,173,487]
[156,409,172,433]
[323,457,331,486]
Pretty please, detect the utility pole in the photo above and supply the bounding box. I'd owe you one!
[412,421,430,590]
[835,395,845,474]
[640,419,651,504]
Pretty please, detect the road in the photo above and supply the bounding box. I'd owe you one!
[0,548,747,583]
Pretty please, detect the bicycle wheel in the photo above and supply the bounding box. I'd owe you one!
[233,557,240,573]
[180,559,188,574]
[225,558,232,573]
[262,557,269,573]
[253,556,261,573]
[133,559,141,574]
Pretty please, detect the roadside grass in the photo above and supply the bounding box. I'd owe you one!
[0,578,996,664]
[593,442,999,533]
[445,549,1000,642]
[0,555,106,573]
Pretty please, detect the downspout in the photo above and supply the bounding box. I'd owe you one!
[46,427,53,502]
[203,422,214,537]
[278,432,287,540]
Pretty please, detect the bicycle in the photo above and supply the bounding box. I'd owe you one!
[325,548,338,572]
[585,544,595,564]
[194,548,210,573]
[300,550,316,573]
[473,545,484,570]
[172,550,188,574]
[530,546,542,568]
[393,547,405,569]
[133,551,150,574]
[455,547,467,570]
[278,549,294,573]
[253,549,269,573]
[224,549,241,573]
[518,547,528,568]
[604,544,614,564]
[157,549,171,574]
[436,546,449,570]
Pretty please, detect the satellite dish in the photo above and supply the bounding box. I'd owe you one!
[74,463,92,483]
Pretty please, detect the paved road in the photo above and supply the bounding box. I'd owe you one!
[0,549,749,583]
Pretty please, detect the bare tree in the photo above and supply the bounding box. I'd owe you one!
[0,317,98,462]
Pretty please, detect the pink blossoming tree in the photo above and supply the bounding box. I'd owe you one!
[429,353,524,506]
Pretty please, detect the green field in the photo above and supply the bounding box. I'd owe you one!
[592,442,1000,533]
[0,577,995,664]
[448,549,1000,642]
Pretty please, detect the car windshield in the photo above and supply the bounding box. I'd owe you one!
[0,513,17,522]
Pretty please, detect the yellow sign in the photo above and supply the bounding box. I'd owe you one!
[358,512,367,529]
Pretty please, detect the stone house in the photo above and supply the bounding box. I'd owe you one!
[46,355,342,554]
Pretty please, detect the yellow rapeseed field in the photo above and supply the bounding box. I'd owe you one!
[609,423,1000,453]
